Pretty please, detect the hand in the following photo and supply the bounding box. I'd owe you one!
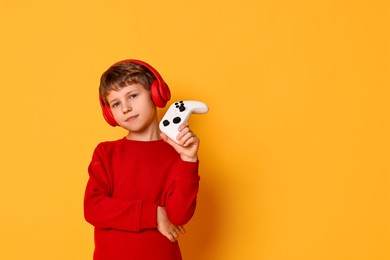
[160,122,199,162]
[157,206,186,242]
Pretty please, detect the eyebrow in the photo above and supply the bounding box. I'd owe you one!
[107,88,138,105]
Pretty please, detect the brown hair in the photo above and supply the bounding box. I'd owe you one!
[99,61,155,104]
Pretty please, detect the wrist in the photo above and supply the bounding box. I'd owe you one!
[157,206,165,226]
[180,155,198,162]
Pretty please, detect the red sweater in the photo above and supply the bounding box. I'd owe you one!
[84,138,200,260]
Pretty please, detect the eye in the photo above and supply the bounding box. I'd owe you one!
[111,102,120,108]
[129,94,138,99]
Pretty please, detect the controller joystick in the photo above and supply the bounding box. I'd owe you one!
[159,100,208,143]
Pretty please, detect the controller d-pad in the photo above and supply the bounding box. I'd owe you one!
[162,120,170,127]
[173,117,181,124]
[175,101,186,112]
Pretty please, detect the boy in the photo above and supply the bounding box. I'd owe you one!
[84,59,201,260]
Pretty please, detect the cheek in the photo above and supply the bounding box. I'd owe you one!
[141,95,155,110]
[111,108,122,120]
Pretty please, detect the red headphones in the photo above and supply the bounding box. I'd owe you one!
[99,59,171,127]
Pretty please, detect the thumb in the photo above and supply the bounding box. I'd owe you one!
[161,133,175,144]
[160,133,180,149]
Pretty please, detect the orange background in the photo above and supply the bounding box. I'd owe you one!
[0,1,389,259]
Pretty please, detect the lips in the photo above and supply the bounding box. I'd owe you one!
[125,115,138,122]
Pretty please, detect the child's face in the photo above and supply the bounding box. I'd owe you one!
[106,83,158,136]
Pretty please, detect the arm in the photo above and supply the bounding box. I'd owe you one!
[161,122,201,225]
[83,145,157,232]
[157,206,186,242]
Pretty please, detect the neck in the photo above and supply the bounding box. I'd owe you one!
[125,119,161,141]
[126,131,161,141]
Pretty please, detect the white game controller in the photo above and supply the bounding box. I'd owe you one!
[159,100,208,143]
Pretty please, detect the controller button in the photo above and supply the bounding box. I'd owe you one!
[163,120,170,126]
[179,105,186,112]
[173,117,181,124]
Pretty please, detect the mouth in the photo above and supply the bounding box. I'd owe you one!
[125,115,138,122]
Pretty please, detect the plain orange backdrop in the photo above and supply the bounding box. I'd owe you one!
[0,1,389,259]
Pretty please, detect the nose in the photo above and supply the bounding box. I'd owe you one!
[122,101,132,114]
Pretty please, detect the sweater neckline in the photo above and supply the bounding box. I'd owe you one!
[121,137,165,145]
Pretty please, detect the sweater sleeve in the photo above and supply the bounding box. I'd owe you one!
[165,159,200,226]
[83,145,157,232]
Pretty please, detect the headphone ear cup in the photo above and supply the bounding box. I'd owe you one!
[99,95,118,127]
[150,79,171,108]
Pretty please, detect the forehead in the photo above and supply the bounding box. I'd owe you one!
[106,83,146,101]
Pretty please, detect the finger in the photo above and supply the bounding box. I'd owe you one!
[161,133,178,146]
[181,134,198,147]
[177,129,193,144]
[170,230,179,240]
[160,132,168,141]
[178,122,189,131]
[177,127,191,141]
[178,226,186,235]
[168,233,176,242]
